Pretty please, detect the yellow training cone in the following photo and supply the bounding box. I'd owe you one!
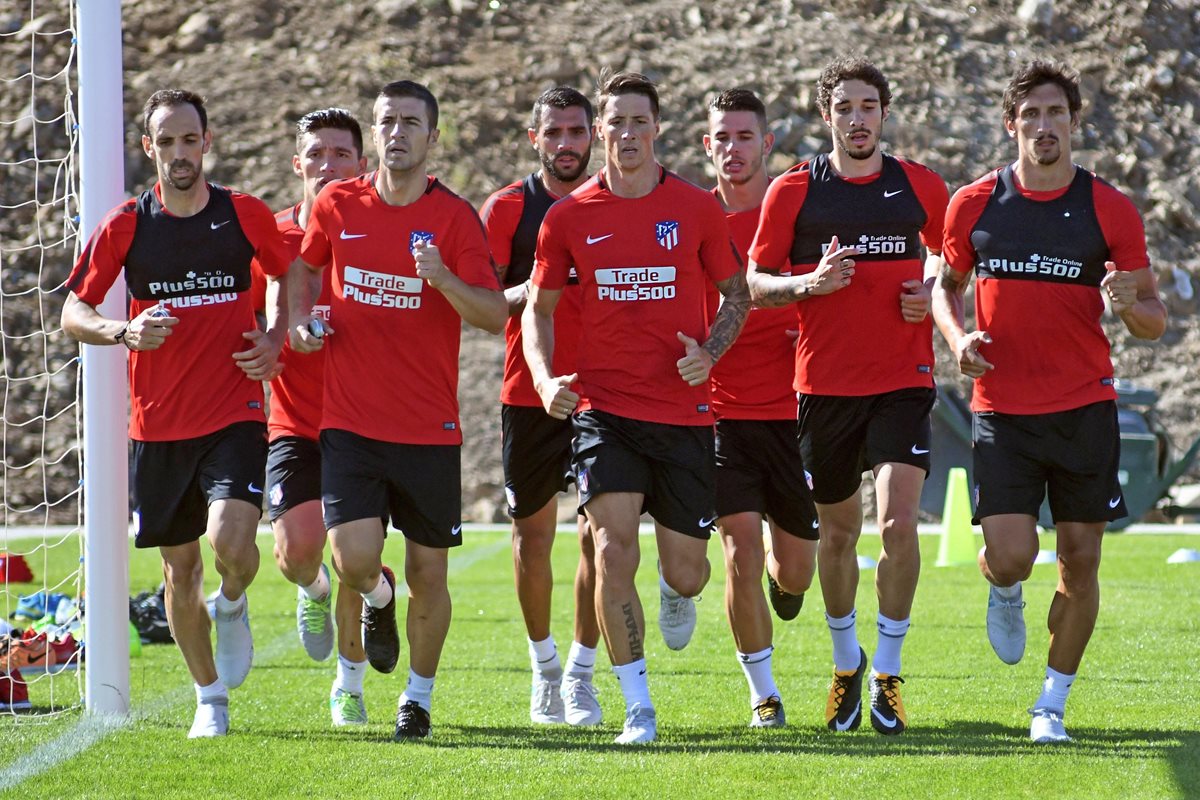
[936,467,977,567]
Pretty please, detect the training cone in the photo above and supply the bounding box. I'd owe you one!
[936,467,977,567]
[129,622,142,658]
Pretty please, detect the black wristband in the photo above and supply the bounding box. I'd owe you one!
[114,324,133,350]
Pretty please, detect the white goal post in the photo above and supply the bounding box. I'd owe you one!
[76,0,129,716]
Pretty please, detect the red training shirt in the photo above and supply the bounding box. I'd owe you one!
[67,183,289,441]
[942,166,1149,414]
[301,173,500,445]
[707,194,799,420]
[480,179,582,408]
[533,168,742,426]
[750,156,948,396]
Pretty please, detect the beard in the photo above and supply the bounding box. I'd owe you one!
[164,159,200,190]
[1033,136,1062,165]
[722,156,763,185]
[834,126,879,161]
[541,148,590,183]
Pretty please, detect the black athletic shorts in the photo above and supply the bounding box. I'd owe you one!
[798,387,935,505]
[320,428,462,548]
[265,435,322,523]
[571,409,715,540]
[501,404,574,519]
[972,400,1127,525]
[131,420,267,549]
[715,418,818,540]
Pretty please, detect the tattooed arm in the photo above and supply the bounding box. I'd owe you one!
[931,259,993,378]
[676,268,751,387]
[746,234,861,308]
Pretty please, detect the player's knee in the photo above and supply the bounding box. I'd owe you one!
[594,533,638,576]
[162,555,203,592]
[775,561,815,594]
[725,543,765,585]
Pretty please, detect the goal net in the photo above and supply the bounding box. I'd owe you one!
[0,2,85,715]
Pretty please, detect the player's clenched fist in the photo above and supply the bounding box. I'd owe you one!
[413,240,449,288]
[535,372,580,420]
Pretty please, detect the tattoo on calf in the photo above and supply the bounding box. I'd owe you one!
[622,601,643,660]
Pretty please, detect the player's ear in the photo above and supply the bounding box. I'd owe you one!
[762,132,775,156]
[292,153,303,179]
[527,127,538,149]
[202,128,213,154]
[141,135,153,159]
[702,134,713,158]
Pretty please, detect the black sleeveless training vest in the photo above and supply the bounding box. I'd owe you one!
[503,172,558,287]
[788,153,927,266]
[971,164,1109,287]
[124,183,255,301]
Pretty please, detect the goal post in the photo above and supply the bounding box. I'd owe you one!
[76,0,129,716]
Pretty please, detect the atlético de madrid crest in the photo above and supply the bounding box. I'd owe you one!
[410,230,435,250]
[656,220,679,251]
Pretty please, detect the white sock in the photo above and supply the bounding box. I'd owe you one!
[196,678,227,702]
[872,613,911,676]
[361,572,394,609]
[400,669,435,713]
[529,635,562,679]
[737,646,778,706]
[334,654,367,695]
[1035,666,1075,714]
[993,581,1022,600]
[564,641,597,679]
[826,609,860,671]
[213,585,244,614]
[300,568,330,601]
[612,659,652,711]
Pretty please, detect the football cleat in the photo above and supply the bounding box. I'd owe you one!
[825,647,866,731]
[869,672,907,735]
[361,566,400,674]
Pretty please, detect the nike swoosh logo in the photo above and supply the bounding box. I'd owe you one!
[835,708,860,731]
[340,231,367,240]
[872,708,898,729]
[812,519,820,529]
[586,234,613,245]
[451,524,462,536]
[698,516,716,528]
[210,220,230,230]
[248,483,262,494]
[911,446,930,455]
[883,190,903,198]
[1108,496,1121,508]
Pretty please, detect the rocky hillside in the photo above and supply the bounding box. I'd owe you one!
[3,0,1198,522]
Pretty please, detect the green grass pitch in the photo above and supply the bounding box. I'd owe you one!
[2,529,1198,799]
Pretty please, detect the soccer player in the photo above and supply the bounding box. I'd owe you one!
[61,89,290,737]
[479,87,602,726]
[703,88,819,729]
[262,108,369,725]
[747,57,949,735]
[523,71,750,744]
[288,80,505,741]
[932,60,1166,743]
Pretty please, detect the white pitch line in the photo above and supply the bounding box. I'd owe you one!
[0,535,510,788]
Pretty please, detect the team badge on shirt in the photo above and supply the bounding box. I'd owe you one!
[655,221,679,251]
[410,230,435,251]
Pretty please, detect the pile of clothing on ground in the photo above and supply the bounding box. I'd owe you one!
[2,550,175,713]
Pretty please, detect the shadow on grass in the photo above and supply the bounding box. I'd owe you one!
[250,718,1200,787]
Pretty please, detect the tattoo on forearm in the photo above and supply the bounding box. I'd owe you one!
[751,268,803,307]
[622,602,643,660]
[705,269,751,361]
